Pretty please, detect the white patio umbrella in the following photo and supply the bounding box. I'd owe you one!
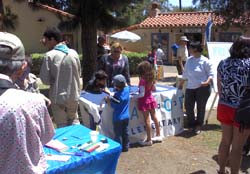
[110,30,141,42]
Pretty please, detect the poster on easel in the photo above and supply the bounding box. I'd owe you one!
[204,42,233,123]
[207,42,233,92]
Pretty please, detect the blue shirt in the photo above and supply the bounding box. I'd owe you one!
[111,86,130,122]
[182,55,213,89]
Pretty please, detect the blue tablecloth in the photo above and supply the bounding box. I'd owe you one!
[44,125,122,174]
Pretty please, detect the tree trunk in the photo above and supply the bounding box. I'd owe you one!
[80,2,98,89]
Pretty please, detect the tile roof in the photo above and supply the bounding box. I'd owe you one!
[33,3,75,18]
[139,11,217,28]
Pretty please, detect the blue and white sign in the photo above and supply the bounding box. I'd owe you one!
[207,42,233,92]
[79,86,184,143]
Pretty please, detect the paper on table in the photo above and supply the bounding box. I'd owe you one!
[45,139,69,152]
[45,154,71,162]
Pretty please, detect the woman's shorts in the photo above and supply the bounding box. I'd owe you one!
[217,103,239,127]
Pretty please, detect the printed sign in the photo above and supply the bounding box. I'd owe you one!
[207,42,233,92]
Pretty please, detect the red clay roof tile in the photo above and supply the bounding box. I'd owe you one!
[34,3,75,18]
[139,11,218,28]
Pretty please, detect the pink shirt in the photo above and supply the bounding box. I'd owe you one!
[0,88,54,174]
[138,79,157,111]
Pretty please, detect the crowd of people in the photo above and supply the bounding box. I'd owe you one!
[1,27,250,174]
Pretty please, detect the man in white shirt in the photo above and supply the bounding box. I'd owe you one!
[176,36,189,75]
[156,44,165,65]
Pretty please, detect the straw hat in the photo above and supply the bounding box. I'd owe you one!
[179,36,189,42]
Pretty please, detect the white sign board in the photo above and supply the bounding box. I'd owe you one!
[207,42,233,92]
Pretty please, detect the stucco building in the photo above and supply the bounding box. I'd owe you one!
[117,11,250,65]
[2,0,81,54]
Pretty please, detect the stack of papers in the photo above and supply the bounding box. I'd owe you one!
[45,139,69,152]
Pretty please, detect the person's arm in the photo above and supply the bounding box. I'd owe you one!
[123,55,131,86]
[201,59,214,87]
[132,85,145,98]
[201,76,213,87]
[76,54,81,77]
[36,96,55,145]
[177,48,184,73]
[97,55,105,71]
[152,83,156,92]
[39,54,51,85]
[178,79,185,90]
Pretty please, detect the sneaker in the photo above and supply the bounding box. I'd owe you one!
[193,126,202,135]
[122,148,129,152]
[152,136,163,142]
[139,140,153,146]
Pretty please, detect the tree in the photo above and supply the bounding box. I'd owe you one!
[32,0,147,88]
[192,0,250,29]
[213,0,250,29]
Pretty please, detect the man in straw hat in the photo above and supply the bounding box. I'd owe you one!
[176,35,189,75]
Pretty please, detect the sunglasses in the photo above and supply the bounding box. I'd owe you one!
[112,50,121,54]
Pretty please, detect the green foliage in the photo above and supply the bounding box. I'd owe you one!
[30,52,146,76]
[123,52,147,75]
[202,49,208,57]
[191,0,250,30]
[30,53,44,75]
[2,6,18,30]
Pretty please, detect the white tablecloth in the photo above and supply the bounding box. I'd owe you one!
[79,85,184,143]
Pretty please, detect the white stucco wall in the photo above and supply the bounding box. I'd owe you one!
[3,0,81,54]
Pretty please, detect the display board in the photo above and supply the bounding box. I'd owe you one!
[207,42,233,92]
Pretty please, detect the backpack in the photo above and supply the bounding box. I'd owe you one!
[0,79,15,96]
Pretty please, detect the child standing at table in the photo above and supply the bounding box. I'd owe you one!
[133,61,162,146]
[105,74,130,152]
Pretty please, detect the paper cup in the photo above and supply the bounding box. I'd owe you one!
[90,131,99,142]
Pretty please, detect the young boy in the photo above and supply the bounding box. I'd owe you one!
[106,74,130,152]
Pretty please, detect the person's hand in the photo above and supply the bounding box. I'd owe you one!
[201,81,210,87]
[103,87,111,95]
[38,93,51,106]
[104,96,110,104]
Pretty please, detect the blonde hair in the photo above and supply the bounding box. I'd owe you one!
[137,61,155,85]
[111,42,122,52]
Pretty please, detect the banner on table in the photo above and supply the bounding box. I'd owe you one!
[99,88,184,143]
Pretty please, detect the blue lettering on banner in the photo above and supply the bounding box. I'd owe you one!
[130,125,145,135]
[130,106,139,120]
[162,119,166,126]
[164,98,171,112]
[129,117,181,135]
[168,119,173,125]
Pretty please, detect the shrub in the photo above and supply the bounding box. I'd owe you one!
[31,53,44,75]
[123,52,147,75]
[30,52,147,76]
